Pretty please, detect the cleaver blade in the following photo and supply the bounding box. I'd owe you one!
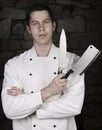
[64,45,101,78]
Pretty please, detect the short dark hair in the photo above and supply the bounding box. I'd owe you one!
[26,3,55,25]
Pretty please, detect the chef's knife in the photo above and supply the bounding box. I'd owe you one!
[63,45,101,78]
[58,28,67,74]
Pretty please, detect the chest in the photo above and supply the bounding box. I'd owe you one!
[21,57,58,94]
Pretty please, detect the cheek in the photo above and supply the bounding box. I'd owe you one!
[46,25,53,34]
[30,28,38,37]
[48,28,53,36]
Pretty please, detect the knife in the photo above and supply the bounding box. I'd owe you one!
[63,45,101,78]
[58,28,67,74]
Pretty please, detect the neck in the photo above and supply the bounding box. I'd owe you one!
[34,43,52,57]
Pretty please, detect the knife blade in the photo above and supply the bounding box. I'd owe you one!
[58,28,67,74]
[64,45,101,78]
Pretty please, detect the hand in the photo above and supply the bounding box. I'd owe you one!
[7,86,24,96]
[41,73,68,102]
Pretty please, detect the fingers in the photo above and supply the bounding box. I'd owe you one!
[55,73,68,87]
[41,73,68,101]
[7,86,23,96]
[57,73,65,79]
[51,73,67,94]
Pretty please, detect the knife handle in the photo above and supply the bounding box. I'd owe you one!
[62,69,73,79]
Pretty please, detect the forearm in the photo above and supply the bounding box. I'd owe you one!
[37,93,84,119]
[41,73,67,102]
[41,87,52,102]
[1,88,42,119]
[37,74,85,119]
[2,73,67,119]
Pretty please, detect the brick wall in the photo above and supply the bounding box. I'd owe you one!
[0,0,102,130]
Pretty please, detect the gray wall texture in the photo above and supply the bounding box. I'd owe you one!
[0,0,102,130]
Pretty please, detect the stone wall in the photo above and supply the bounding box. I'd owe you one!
[0,0,102,130]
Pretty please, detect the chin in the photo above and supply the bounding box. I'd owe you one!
[39,39,50,45]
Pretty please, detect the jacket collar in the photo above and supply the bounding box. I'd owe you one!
[30,44,59,59]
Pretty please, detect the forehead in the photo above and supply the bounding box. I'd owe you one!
[30,10,51,21]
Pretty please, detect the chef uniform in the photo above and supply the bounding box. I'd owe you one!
[1,44,85,130]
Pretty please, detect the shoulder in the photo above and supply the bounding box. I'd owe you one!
[53,44,79,68]
[66,52,79,69]
[55,45,79,62]
[67,51,79,62]
[5,48,32,67]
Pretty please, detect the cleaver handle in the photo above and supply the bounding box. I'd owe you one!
[62,69,73,79]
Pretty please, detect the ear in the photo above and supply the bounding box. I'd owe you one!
[52,21,56,32]
[26,25,31,34]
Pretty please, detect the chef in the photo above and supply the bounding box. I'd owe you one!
[1,3,85,130]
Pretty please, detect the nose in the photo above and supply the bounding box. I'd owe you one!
[39,23,44,31]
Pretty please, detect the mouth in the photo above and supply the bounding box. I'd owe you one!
[39,34,46,38]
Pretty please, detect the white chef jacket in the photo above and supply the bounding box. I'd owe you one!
[1,44,85,130]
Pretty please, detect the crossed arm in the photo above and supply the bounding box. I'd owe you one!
[7,73,67,102]
[2,72,84,120]
[2,55,84,120]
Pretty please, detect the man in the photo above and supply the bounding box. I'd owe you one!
[1,3,85,130]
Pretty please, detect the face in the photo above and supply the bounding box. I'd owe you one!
[26,10,56,46]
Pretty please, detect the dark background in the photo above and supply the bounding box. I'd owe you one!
[0,0,102,130]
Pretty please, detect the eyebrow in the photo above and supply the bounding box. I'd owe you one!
[30,20,38,23]
[30,18,51,23]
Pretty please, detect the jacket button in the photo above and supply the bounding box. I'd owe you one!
[54,72,57,75]
[53,57,56,59]
[53,125,56,128]
[31,91,34,93]
[29,73,32,76]
[29,58,32,61]
[33,124,36,127]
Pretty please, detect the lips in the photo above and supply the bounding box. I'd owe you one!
[39,34,46,37]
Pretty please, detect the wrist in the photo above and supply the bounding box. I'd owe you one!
[41,86,51,102]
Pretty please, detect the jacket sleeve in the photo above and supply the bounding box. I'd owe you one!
[1,58,42,120]
[37,73,85,119]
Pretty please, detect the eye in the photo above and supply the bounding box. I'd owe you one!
[44,19,51,24]
[32,22,38,25]
[31,21,38,26]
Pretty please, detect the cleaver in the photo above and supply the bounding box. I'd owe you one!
[63,45,101,78]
